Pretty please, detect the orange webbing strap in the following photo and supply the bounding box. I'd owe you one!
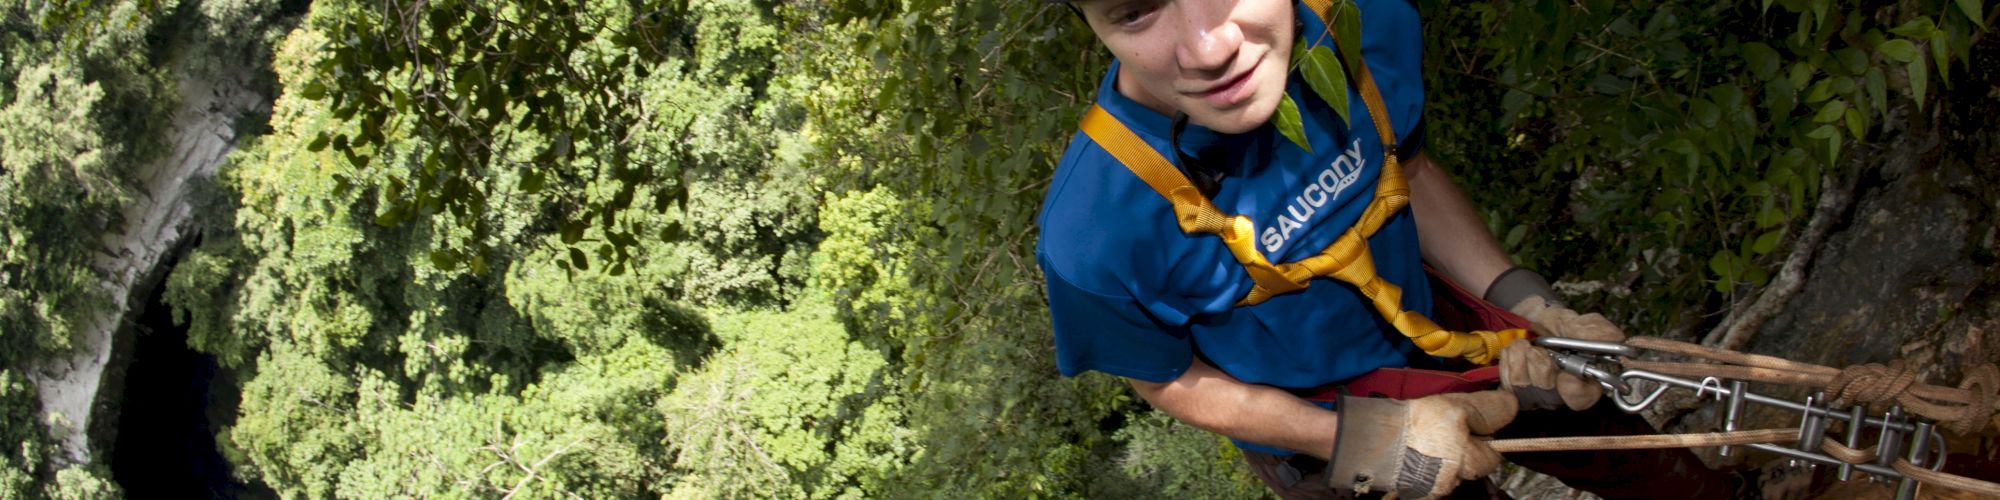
[1074,1,1525,364]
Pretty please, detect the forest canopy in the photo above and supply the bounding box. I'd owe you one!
[0,0,1990,497]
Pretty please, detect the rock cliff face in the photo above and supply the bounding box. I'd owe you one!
[25,68,264,466]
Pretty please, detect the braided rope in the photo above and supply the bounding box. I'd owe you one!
[1584,337,2000,496]
[1624,337,2000,436]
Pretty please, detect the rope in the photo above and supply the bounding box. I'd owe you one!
[1895,458,2000,496]
[1817,437,2000,496]
[1508,336,2000,496]
[1486,428,1796,453]
[1621,336,2000,436]
[1817,437,1876,464]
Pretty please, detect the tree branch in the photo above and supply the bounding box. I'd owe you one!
[1700,170,1857,350]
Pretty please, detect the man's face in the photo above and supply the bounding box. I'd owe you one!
[1076,0,1295,134]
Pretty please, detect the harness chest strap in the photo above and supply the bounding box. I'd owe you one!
[1076,3,1524,365]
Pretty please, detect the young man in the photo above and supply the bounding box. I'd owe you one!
[1035,0,1740,497]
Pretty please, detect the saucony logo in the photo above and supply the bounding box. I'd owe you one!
[1260,139,1365,254]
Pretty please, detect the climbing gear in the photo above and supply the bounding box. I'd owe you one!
[1500,335,2000,499]
[1326,390,1519,499]
[1075,0,1525,365]
[1502,341,1594,411]
[1278,267,1522,403]
[1485,265,1564,310]
[1501,296,1626,411]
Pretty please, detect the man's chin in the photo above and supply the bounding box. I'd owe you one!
[1188,97,1280,135]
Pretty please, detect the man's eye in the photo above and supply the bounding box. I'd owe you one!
[1107,3,1160,27]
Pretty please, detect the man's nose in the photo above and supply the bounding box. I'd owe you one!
[1175,2,1243,75]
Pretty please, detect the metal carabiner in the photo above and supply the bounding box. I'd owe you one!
[1532,337,1634,395]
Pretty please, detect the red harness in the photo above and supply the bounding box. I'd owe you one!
[1299,266,1530,402]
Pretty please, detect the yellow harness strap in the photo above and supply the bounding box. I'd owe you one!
[1076,2,1525,365]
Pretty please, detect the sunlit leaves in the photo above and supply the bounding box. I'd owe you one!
[1298,45,1351,125]
[301,0,690,273]
[1273,95,1311,152]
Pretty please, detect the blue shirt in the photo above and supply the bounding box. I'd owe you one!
[1036,0,1430,455]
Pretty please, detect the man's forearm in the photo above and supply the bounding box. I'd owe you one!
[1405,152,1514,298]
[1128,358,1340,459]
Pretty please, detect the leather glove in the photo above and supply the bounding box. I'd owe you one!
[1488,267,1627,412]
[1325,390,1519,499]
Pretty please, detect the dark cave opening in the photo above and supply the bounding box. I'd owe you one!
[110,277,247,499]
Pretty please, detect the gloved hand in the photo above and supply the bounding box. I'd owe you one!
[1325,390,1519,499]
[1487,267,1627,412]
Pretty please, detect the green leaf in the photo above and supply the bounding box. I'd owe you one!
[1865,67,1887,114]
[1931,32,1952,86]
[1811,0,1830,31]
[1805,124,1838,139]
[299,81,326,100]
[1710,251,1738,294]
[1503,224,1527,249]
[374,205,404,228]
[569,247,589,271]
[518,170,545,193]
[1756,200,1787,228]
[1274,94,1311,153]
[560,219,585,245]
[429,250,458,271]
[1742,42,1780,79]
[1803,79,1834,103]
[1665,138,1699,173]
[1752,229,1786,255]
[1907,58,1928,111]
[307,133,330,152]
[1890,19,1936,38]
[1746,263,1771,287]
[1333,0,1363,66]
[1877,39,1920,63]
[1787,62,1814,89]
[1691,98,1720,128]
[1501,89,1531,118]
[1300,46,1350,125]
[1960,0,1986,28]
[1765,78,1797,116]
[1812,100,1847,123]
[1844,107,1865,139]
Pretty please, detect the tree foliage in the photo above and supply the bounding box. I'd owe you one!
[0,1,171,496]
[1419,0,1989,331]
[0,0,170,370]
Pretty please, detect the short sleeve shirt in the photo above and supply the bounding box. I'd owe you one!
[1035,0,1431,455]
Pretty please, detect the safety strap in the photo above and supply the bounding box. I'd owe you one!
[1077,1,1524,364]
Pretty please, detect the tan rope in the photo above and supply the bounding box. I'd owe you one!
[1622,336,2000,435]
[1506,336,2000,496]
[1894,458,2000,496]
[1816,437,2000,497]
[1485,428,1797,453]
[1626,337,1840,377]
[1818,437,1877,465]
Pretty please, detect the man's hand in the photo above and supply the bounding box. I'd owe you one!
[1501,295,1626,411]
[1325,390,1518,499]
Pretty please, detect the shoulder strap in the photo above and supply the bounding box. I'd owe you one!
[1301,0,1398,153]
